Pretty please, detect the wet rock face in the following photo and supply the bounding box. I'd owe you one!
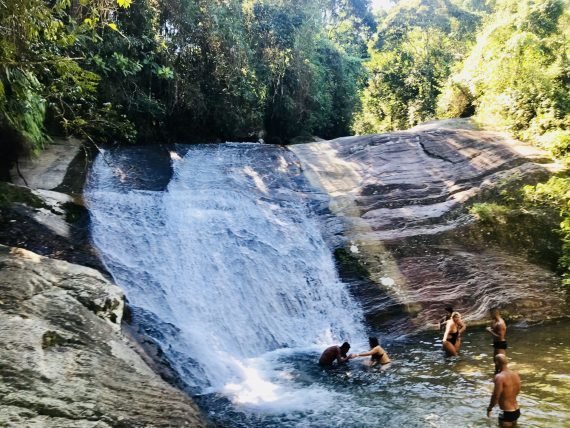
[0,245,205,427]
[291,125,567,329]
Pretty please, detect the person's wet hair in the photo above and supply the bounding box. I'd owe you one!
[445,306,453,313]
[369,337,379,348]
[340,342,350,351]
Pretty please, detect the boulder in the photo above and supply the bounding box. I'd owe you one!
[0,245,206,427]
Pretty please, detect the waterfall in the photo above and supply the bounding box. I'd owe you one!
[85,143,366,408]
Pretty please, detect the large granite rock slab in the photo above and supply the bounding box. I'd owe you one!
[0,245,206,427]
[291,123,568,329]
[10,138,81,191]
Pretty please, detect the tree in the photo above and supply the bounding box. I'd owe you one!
[353,0,483,133]
[0,0,134,177]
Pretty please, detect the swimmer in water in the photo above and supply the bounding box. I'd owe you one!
[442,311,465,356]
[318,342,352,366]
[487,307,507,356]
[439,305,454,332]
[350,337,391,367]
[487,354,521,427]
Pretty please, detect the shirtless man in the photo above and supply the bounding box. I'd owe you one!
[486,308,507,356]
[318,342,351,366]
[487,354,521,427]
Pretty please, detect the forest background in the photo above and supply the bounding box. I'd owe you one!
[1,0,569,280]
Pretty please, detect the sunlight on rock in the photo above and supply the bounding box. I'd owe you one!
[290,141,363,196]
[10,247,41,263]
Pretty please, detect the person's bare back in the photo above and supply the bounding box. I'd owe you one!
[495,370,521,411]
[318,342,351,366]
[488,355,521,427]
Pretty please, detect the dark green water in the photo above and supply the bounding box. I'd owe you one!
[198,320,570,427]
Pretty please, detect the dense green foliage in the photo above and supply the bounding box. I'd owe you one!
[523,176,570,284]
[353,0,485,133]
[440,0,570,146]
[0,0,136,176]
[354,0,569,282]
[470,172,570,285]
[0,0,374,159]
[447,0,570,284]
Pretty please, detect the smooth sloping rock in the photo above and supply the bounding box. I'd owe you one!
[0,245,206,427]
[10,138,81,190]
[0,183,106,273]
[291,124,567,328]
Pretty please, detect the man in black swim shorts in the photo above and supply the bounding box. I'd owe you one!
[487,308,507,356]
[487,355,521,427]
[499,409,521,425]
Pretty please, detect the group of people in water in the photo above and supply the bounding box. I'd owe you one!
[319,307,521,427]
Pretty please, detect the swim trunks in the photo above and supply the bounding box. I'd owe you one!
[499,409,520,423]
[493,341,508,350]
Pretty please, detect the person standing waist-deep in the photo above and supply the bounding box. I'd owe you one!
[487,354,521,427]
[442,311,465,356]
[486,307,507,356]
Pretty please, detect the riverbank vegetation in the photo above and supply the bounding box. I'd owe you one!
[1,0,569,279]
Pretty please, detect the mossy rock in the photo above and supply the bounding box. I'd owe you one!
[0,182,47,209]
[334,247,370,279]
[41,330,67,349]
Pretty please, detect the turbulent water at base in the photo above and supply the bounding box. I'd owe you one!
[86,144,570,427]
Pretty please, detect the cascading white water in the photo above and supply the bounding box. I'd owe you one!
[86,143,366,408]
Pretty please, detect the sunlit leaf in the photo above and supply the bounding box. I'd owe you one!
[117,0,132,8]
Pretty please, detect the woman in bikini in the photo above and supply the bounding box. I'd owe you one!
[351,337,391,367]
[442,311,466,356]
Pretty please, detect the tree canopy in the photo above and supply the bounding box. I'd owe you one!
[0,0,375,155]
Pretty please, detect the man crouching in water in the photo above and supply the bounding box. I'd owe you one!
[487,354,521,427]
[318,342,351,366]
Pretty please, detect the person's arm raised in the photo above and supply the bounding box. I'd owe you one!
[457,320,466,335]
